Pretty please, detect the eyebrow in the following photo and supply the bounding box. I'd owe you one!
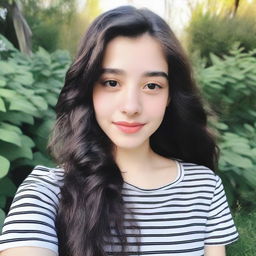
[100,68,169,80]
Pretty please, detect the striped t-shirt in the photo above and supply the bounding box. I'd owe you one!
[0,160,239,255]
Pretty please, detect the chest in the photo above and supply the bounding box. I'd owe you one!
[111,189,212,255]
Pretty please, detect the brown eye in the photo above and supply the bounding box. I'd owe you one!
[145,83,162,90]
[103,80,118,87]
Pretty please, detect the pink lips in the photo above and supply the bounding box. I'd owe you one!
[113,121,145,134]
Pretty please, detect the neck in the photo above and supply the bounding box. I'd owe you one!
[113,140,155,176]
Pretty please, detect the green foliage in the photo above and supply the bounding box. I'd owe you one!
[226,209,256,256]
[18,0,101,55]
[196,45,256,208]
[20,0,77,52]
[0,36,70,227]
[186,2,256,64]
[55,0,101,56]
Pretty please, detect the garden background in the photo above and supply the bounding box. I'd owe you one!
[0,0,255,255]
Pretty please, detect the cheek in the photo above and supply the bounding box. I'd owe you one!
[93,90,113,119]
[145,96,168,120]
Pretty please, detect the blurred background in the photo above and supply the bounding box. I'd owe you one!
[0,0,256,255]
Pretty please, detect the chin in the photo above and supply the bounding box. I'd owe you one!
[112,138,148,150]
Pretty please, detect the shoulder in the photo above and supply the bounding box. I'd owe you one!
[25,164,65,184]
[16,165,65,201]
[0,165,64,253]
[5,164,65,217]
[180,160,221,190]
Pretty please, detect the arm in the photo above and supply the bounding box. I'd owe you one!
[205,245,226,256]
[0,247,57,256]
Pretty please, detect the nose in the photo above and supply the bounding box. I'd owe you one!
[120,85,142,116]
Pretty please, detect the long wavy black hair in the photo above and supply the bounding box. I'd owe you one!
[47,5,220,256]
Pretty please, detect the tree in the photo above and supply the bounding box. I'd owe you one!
[0,0,32,55]
[20,0,77,52]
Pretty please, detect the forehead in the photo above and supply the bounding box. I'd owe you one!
[102,33,168,74]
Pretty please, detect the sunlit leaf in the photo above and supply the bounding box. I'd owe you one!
[0,128,21,146]
[0,98,6,112]
[0,155,10,179]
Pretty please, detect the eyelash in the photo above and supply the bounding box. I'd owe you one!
[101,80,163,90]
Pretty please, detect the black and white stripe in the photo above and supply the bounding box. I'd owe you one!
[0,166,63,253]
[0,161,239,255]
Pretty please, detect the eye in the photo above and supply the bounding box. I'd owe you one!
[145,83,162,90]
[102,80,119,87]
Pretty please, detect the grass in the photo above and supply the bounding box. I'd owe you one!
[226,209,256,255]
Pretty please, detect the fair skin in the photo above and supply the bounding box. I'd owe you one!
[0,247,57,256]
[93,33,177,189]
[0,33,225,256]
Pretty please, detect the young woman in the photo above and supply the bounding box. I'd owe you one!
[0,5,239,256]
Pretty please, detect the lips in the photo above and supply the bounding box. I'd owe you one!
[113,121,145,127]
[113,121,145,134]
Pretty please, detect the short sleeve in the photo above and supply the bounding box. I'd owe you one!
[0,165,64,254]
[205,175,239,245]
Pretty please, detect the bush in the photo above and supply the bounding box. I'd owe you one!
[196,45,256,209]
[0,35,71,230]
[186,3,256,64]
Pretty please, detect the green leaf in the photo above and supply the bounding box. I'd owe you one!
[0,80,6,87]
[9,97,39,116]
[8,81,24,91]
[229,72,244,80]
[209,53,222,65]
[31,119,54,137]
[41,70,51,77]
[213,122,229,130]
[208,82,222,89]
[14,73,34,86]
[0,112,34,125]
[0,155,10,179]
[0,137,33,161]
[0,177,16,196]
[220,136,252,157]
[0,89,17,99]
[221,151,253,168]
[251,148,256,158]
[33,152,55,167]
[0,34,17,52]
[0,97,6,112]
[34,88,47,94]
[45,93,57,106]
[31,120,54,153]
[48,78,62,88]
[0,208,6,233]
[0,195,6,208]
[244,124,255,133]
[37,47,51,64]
[232,145,253,157]
[10,158,33,169]
[0,122,22,134]
[18,87,34,97]
[0,128,21,146]
[0,130,35,160]
[0,61,16,75]
[241,168,256,188]
[51,69,66,77]
[30,96,48,111]
[21,135,35,148]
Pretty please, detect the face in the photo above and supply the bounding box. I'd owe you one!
[92,33,170,150]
